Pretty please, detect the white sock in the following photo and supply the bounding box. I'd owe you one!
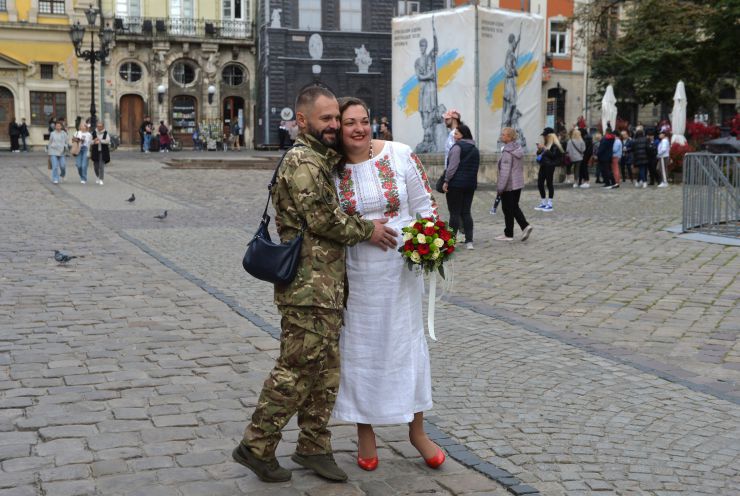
[547,199,553,206]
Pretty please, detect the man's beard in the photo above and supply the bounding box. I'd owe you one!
[307,124,338,149]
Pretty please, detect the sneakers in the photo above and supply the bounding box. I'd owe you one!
[642,182,647,189]
[658,182,668,188]
[291,453,347,482]
[580,183,590,188]
[573,183,579,188]
[465,242,474,250]
[81,180,86,184]
[232,443,291,483]
[602,184,612,189]
[495,234,514,241]
[541,204,553,212]
[521,225,533,241]
[612,184,620,189]
[534,201,547,211]
[635,181,642,188]
[98,180,104,186]
[52,180,59,184]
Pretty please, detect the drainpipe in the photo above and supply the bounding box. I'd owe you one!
[263,0,270,145]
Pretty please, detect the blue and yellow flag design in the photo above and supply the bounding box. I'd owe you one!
[397,49,465,116]
[485,51,538,111]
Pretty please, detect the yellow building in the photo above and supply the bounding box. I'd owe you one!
[0,0,256,149]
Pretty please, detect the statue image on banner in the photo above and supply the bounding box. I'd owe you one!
[500,24,526,149]
[414,16,447,154]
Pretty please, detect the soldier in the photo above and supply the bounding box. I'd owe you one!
[233,86,398,483]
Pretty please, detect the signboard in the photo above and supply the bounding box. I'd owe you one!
[392,6,544,153]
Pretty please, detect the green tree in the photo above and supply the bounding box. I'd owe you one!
[574,0,740,119]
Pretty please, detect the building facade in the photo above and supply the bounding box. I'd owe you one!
[0,0,257,149]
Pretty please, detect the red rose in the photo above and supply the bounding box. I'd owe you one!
[423,226,435,236]
[413,222,423,231]
[439,229,451,241]
[435,220,446,227]
[404,240,414,251]
[446,245,455,254]
[418,244,430,255]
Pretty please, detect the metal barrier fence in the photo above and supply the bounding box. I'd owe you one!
[682,153,740,239]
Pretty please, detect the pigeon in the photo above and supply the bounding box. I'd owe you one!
[154,210,168,220]
[126,193,135,203]
[54,250,78,263]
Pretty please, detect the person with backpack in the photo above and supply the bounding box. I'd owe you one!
[443,123,480,249]
[631,128,651,188]
[91,121,111,185]
[534,127,564,211]
[567,128,587,188]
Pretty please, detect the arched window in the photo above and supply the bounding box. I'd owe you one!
[222,65,245,86]
[172,62,196,85]
[719,86,736,100]
[119,62,143,82]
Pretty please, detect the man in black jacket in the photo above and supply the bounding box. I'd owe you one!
[19,118,30,152]
[8,118,20,152]
[631,128,652,188]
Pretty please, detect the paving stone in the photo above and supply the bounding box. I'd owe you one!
[40,480,96,496]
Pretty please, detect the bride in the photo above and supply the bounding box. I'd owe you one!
[332,96,446,471]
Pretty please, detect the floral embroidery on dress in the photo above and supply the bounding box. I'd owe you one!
[410,152,439,218]
[338,168,358,215]
[375,154,400,218]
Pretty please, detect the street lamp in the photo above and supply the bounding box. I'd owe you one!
[157,84,166,105]
[69,5,114,131]
[207,85,216,105]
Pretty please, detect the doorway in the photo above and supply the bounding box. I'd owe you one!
[171,95,197,147]
[0,86,15,142]
[119,94,145,145]
[223,96,245,145]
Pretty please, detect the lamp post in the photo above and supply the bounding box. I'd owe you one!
[70,5,114,132]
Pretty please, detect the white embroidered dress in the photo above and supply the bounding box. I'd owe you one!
[332,141,438,424]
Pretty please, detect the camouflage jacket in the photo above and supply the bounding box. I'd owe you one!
[273,134,375,309]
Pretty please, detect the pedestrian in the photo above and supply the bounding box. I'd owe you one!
[631,128,651,188]
[379,121,393,141]
[442,108,461,165]
[158,121,170,152]
[91,121,111,185]
[592,132,602,183]
[19,118,30,152]
[72,123,92,184]
[567,128,587,188]
[534,127,563,211]
[48,116,56,135]
[331,95,445,473]
[232,85,398,483]
[578,127,593,188]
[47,121,68,184]
[496,127,532,241]
[443,123,479,249]
[620,130,634,185]
[192,127,201,151]
[231,121,241,151]
[656,130,670,188]
[8,118,20,152]
[371,117,379,139]
[140,116,152,153]
[596,129,616,189]
[611,130,623,188]
[646,130,659,186]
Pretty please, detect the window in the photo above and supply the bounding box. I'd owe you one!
[549,20,568,55]
[223,0,245,20]
[397,1,419,15]
[299,0,321,30]
[40,64,55,80]
[119,62,142,82]
[172,62,196,85]
[0,1,7,11]
[38,0,65,14]
[170,0,194,17]
[222,65,245,86]
[116,0,141,17]
[340,0,362,31]
[30,91,66,126]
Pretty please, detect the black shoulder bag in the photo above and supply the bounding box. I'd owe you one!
[242,145,306,285]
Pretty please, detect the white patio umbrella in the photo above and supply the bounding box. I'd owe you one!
[671,81,687,145]
[601,85,618,133]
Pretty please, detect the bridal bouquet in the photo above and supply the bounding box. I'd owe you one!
[399,214,457,279]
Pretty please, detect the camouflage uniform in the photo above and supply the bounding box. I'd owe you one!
[242,133,375,460]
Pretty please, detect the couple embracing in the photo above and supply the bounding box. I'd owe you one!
[233,86,445,482]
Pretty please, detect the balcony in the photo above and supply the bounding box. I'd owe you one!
[114,17,254,42]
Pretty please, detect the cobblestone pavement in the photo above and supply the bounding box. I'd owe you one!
[1,151,739,495]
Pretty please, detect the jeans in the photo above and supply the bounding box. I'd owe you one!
[537,164,555,199]
[572,160,589,184]
[93,158,105,180]
[21,136,27,151]
[50,155,65,182]
[637,163,648,183]
[501,189,529,238]
[446,188,475,243]
[620,157,633,182]
[599,160,615,186]
[144,134,152,152]
[75,147,88,181]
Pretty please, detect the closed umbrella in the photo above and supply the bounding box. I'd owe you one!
[671,81,687,145]
[601,85,617,133]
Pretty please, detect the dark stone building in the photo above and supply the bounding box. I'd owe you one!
[255,0,449,147]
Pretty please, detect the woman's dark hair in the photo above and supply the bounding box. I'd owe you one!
[335,96,371,175]
[456,124,473,140]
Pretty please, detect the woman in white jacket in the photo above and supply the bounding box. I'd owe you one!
[656,131,670,188]
[73,123,93,184]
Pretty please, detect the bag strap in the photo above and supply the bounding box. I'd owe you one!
[260,143,307,229]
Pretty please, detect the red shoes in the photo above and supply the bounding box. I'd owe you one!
[357,454,379,471]
[424,447,446,469]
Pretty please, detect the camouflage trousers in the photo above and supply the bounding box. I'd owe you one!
[242,305,342,460]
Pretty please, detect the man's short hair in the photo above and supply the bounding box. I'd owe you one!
[295,86,336,114]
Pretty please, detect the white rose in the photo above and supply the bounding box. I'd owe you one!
[410,251,421,263]
[417,233,427,244]
[403,232,413,242]
[434,238,445,248]
[425,221,435,229]
[409,220,418,229]
[431,251,440,260]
